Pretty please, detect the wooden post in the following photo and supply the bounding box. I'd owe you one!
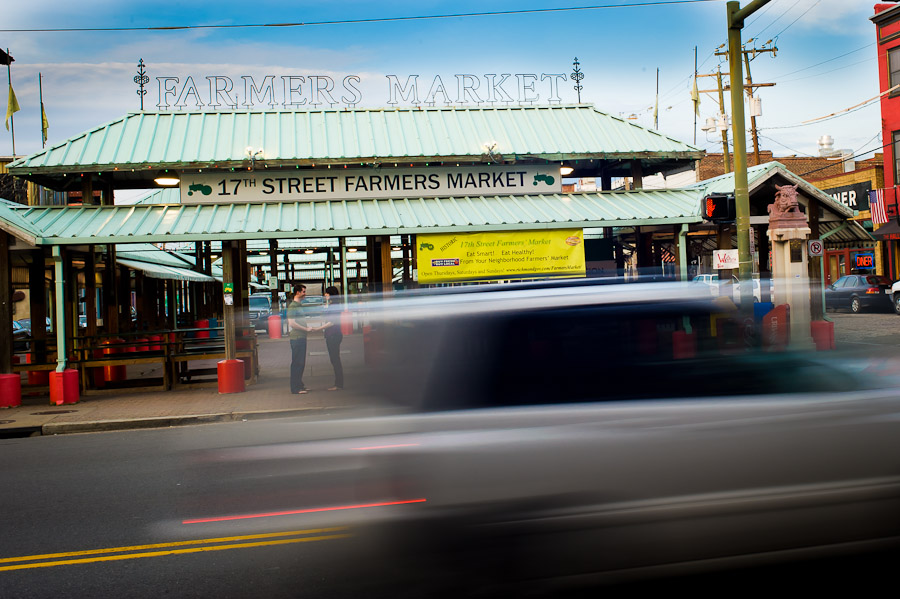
[0,232,12,373]
[29,249,47,365]
[104,245,119,334]
[269,239,279,306]
[630,161,644,190]
[380,237,392,293]
[81,176,95,206]
[339,237,348,297]
[117,264,131,333]
[600,170,612,192]
[85,247,98,339]
[222,240,236,361]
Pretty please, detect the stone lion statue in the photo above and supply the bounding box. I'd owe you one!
[768,183,807,228]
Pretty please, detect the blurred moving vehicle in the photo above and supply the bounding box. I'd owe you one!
[248,294,272,333]
[194,281,900,595]
[692,273,770,303]
[825,274,893,313]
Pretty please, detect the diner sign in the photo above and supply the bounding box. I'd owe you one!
[416,229,586,283]
[180,165,562,204]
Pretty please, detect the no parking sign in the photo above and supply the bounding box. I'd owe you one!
[808,240,824,257]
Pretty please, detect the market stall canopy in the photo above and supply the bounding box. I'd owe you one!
[0,190,703,246]
[116,258,216,282]
[6,105,702,190]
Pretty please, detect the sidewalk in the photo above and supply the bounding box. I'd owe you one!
[0,333,372,437]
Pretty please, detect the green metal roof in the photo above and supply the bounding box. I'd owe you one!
[0,190,702,246]
[8,106,701,177]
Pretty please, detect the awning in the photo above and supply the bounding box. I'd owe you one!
[872,219,900,239]
[117,258,216,282]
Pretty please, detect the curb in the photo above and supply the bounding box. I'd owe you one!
[40,406,337,436]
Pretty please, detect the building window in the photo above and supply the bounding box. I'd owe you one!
[891,47,900,90]
[894,131,900,184]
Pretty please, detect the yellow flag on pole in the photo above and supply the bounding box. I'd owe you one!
[41,102,49,144]
[5,83,19,131]
[691,76,700,117]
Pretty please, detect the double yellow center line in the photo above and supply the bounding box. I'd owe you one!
[0,527,350,572]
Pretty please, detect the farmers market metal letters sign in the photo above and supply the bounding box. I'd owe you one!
[180,165,562,204]
[156,73,570,109]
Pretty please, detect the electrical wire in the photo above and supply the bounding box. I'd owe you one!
[751,0,804,40]
[0,0,724,33]
[770,0,821,40]
[770,43,874,81]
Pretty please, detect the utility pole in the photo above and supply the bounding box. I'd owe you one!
[697,68,732,173]
[727,0,772,311]
[715,40,776,166]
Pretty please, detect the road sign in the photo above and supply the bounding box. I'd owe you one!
[808,240,824,257]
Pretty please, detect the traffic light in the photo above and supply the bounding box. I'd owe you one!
[703,193,736,222]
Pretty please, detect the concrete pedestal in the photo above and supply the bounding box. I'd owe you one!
[768,227,815,350]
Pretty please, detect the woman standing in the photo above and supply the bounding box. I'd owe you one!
[319,285,344,391]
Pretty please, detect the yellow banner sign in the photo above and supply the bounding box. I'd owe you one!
[417,229,586,283]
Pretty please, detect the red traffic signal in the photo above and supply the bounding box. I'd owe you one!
[703,193,735,222]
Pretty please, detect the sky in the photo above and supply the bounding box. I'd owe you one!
[0,0,884,165]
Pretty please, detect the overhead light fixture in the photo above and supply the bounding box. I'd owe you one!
[348,248,358,252]
[560,166,574,176]
[154,170,179,186]
[304,249,314,254]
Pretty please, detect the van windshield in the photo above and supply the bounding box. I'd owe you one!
[249,297,270,310]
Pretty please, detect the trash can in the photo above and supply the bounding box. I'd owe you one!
[102,338,126,382]
[194,319,210,339]
[217,359,245,394]
[340,310,353,335]
[267,315,282,339]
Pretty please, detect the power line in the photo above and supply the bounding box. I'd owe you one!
[771,0,821,39]
[0,0,724,33]
[770,43,873,81]
[752,0,803,39]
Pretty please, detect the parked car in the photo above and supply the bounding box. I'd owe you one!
[826,274,893,313]
[891,279,900,315]
[11,319,29,351]
[15,317,52,335]
[248,294,272,333]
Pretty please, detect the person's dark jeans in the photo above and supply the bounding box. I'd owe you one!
[325,334,343,389]
[290,337,308,393]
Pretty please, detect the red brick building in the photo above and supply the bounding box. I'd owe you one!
[870,3,900,277]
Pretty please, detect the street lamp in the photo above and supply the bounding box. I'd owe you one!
[727,0,772,311]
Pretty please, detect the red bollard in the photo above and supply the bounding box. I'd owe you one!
[267,315,282,339]
[0,373,22,408]
[810,320,835,351]
[49,369,79,405]
[672,330,697,360]
[26,353,50,386]
[217,359,245,394]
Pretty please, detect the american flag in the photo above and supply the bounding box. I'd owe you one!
[869,188,889,225]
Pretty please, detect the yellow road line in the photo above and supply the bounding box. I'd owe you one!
[0,533,351,572]
[0,527,347,568]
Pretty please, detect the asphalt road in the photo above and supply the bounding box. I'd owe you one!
[0,414,402,599]
[3,311,900,598]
